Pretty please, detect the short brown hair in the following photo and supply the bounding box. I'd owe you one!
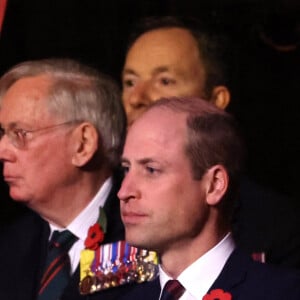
[147,96,245,217]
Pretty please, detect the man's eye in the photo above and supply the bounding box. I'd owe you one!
[122,79,135,88]
[13,129,27,139]
[146,166,158,174]
[159,77,175,86]
[121,165,130,174]
[0,127,5,138]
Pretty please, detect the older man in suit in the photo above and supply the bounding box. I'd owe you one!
[0,59,138,300]
[118,97,300,299]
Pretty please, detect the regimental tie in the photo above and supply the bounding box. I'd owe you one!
[160,280,185,300]
[38,230,78,300]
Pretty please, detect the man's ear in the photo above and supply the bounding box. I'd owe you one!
[210,86,230,110]
[205,165,229,206]
[71,122,99,167]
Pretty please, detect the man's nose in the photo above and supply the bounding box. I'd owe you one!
[126,82,153,109]
[117,172,140,203]
[0,135,15,162]
[118,178,131,203]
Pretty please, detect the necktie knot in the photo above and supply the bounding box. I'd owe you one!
[50,230,77,251]
[161,280,185,300]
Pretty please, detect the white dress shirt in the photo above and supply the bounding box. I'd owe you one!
[159,233,235,300]
[49,176,113,273]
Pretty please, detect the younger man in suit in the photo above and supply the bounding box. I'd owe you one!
[121,15,300,268]
[0,58,135,299]
[118,96,300,299]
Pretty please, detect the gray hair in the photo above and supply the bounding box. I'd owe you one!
[0,58,126,168]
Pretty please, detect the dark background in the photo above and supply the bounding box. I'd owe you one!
[0,0,299,220]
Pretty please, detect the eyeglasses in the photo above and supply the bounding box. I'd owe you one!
[0,121,78,149]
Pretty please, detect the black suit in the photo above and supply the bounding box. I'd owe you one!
[118,249,300,300]
[233,178,300,268]
[0,174,136,300]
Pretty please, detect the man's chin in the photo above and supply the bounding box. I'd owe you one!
[125,232,141,246]
[9,188,29,203]
[125,232,153,251]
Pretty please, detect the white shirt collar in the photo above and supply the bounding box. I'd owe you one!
[49,176,113,273]
[159,233,235,300]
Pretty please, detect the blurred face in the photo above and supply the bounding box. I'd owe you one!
[118,108,210,253]
[122,28,206,126]
[0,75,76,208]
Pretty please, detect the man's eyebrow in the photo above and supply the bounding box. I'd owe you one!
[122,65,172,78]
[122,68,136,77]
[121,157,157,165]
[137,158,157,164]
[121,157,130,164]
[152,66,170,75]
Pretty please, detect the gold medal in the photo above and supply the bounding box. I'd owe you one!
[79,241,159,294]
[79,275,97,294]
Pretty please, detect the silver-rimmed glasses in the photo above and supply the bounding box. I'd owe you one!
[0,120,78,149]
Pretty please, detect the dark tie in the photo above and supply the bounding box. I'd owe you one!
[38,230,78,300]
[160,280,185,300]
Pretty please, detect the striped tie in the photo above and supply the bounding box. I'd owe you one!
[38,230,78,300]
[161,280,185,300]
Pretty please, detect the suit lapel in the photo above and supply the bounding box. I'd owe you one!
[139,278,161,300]
[120,278,161,300]
[208,249,250,293]
[0,209,50,300]
[102,171,125,244]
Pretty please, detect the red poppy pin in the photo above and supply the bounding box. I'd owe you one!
[203,289,232,300]
[84,207,107,250]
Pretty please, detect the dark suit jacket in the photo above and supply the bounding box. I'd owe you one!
[233,178,300,268]
[118,249,300,300]
[0,174,136,300]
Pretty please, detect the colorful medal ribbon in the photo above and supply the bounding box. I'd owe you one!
[79,240,159,295]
